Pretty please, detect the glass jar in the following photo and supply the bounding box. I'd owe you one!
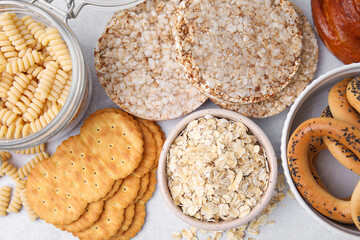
[0,0,144,151]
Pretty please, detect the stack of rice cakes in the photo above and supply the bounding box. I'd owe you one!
[26,109,164,240]
[95,0,207,121]
[175,0,319,118]
[96,0,318,120]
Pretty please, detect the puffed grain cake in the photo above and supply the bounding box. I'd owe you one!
[95,0,207,121]
[174,0,302,104]
[211,5,318,118]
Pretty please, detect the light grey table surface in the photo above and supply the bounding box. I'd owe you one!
[0,0,352,239]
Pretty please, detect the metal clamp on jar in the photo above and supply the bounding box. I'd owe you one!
[0,0,145,151]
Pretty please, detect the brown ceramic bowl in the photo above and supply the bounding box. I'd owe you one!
[157,109,277,231]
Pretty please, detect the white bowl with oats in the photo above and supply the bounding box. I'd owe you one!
[158,109,277,231]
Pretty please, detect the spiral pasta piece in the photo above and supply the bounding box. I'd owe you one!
[0,151,11,177]
[0,151,11,161]
[5,50,43,74]
[46,28,72,71]
[21,16,48,46]
[0,72,13,98]
[34,61,57,100]
[0,52,5,73]
[6,73,32,104]
[14,16,36,48]
[47,69,68,101]
[57,75,71,106]
[0,13,27,51]
[21,188,38,221]
[27,64,43,78]
[0,108,18,127]
[18,152,49,179]
[29,103,59,133]
[7,179,26,213]
[1,161,18,181]
[0,186,11,216]
[15,143,46,155]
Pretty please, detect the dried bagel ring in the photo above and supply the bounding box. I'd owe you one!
[328,78,360,128]
[307,136,327,190]
[307,136,352,201]
[351,180,360,230]
[287,117,360,223]
[347,77,360,114]
[320,106,360,175]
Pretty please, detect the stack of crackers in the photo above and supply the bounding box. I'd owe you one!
[25,109,164,240]
[95,0,318,119]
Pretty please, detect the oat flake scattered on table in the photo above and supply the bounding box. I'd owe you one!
[174,0,302,104]
[167,115,269,222]
[95,0,207,121]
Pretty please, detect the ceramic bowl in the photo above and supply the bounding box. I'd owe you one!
[158,109,277,231]
[281,63,360,237]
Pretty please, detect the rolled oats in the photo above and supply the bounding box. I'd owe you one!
[95,0,207,121]
[167,115,269,222]
[211,5,318,118]
[175,0,302,104]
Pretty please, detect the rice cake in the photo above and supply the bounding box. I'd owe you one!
[211,5,318,118]
[95,0,207,121]
[175,0,302,104]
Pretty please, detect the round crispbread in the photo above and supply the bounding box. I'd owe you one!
[95,0,207,121]
[212,5,318,118]
[174,0,302,104]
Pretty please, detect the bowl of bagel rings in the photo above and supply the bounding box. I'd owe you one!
[281,63,360,237]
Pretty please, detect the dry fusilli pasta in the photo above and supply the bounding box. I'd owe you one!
[0,13,26,51]
[34,61,58,100]
[15,142,46,155]
[0,108,18,126]
[18,152,49,178]
[7,179,26,213]
[1,161,19,180]
[21,188,38,221]
[0,186,11,216]
[5,50,43,74]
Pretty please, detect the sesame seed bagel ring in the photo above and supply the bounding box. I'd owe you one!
[328,78,360,128]
[320,106,360,175]
[351,180,360,230]
[347,77,360,114]
[287,117,360,223]
[308,136,327,190]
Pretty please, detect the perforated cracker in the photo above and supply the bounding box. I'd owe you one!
[115,203,135,236]
[135,173,150,203]
[80,110,144,179]
[59,200,105,233]
[26,158,89,225]
[95,0,207,120]
[138,169,157,204]
[75,174,141,240]
[133,122,156,177]
[136,118,164,169]
[175,0,302,104]
[59,180,123,232]
[54,138,115,203]
[211,5,318,118]
[111,203,146,240]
